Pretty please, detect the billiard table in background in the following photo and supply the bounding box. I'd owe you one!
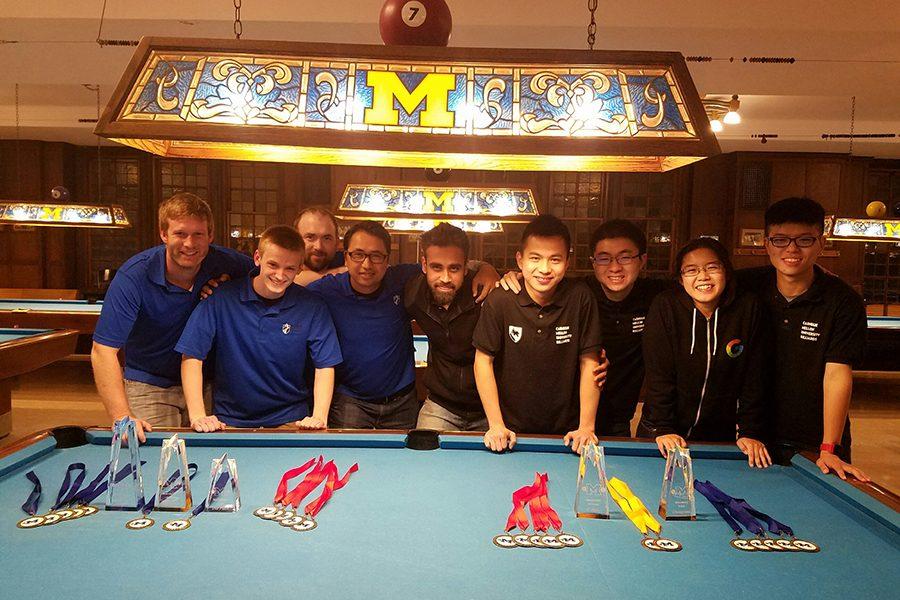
[0,329,78,437]
[1,429,897,599]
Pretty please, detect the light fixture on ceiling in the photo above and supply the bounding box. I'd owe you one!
[723,94,741,125]
[703,94,741,132]
[0,84,130,229]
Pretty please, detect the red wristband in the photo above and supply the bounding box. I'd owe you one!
[819,443,837,454]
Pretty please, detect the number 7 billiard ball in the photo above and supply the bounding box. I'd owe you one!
[379,0,453,46]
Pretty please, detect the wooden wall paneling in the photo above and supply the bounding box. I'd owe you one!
[804,160,843,214]
[0,141,44,288]
[770,160,808,201]
[832,158,871,291]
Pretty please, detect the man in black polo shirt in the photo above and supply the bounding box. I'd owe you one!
[738,197,870,481]
[474,215,603,453]
[404,223,487,431]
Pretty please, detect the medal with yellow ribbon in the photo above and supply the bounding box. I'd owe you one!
[607,477,682,552]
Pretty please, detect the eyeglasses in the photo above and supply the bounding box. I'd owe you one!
[591,253,641,266]
[766,235,819,248]
[347,250,388,264]
[680,262,723,277]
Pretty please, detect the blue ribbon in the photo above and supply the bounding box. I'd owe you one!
[52,463,87,510]
[21,471,42,516]
[191,471,231,518]
[70,461,146,506]
[694,480,744,535]
[143,463,198,514]
[694,480,794,537]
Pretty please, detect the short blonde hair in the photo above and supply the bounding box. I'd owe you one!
[258,225,304,256]
[158,192,213,234]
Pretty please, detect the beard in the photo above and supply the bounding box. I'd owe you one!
[304,253,329,272]
[430,285,457,306]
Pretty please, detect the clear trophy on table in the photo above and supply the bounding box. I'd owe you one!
[658,446,696,520]
[105,417,145,511]
[155,433,192,511]
[205,453,241,512]
[574,442,610,519]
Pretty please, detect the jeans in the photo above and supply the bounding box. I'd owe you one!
[415,398,487,432]
[329,387,419,430]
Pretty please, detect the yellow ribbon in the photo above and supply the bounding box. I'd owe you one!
[607,477,662,537]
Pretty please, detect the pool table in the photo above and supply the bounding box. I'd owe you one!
[1,428,897,599]
[0,329,79,438]
[865,315,900,371]
[0,298,103,335]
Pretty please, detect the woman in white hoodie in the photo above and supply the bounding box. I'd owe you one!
[637,237,772,469]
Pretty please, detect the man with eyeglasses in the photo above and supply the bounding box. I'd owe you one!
[307,221,498,429]
[738,197,870,481]
[500,219,668,437]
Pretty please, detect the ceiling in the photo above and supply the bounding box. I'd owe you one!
[1,0,898,158]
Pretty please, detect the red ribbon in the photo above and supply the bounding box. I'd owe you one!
[283,458,332,509]
[305,462,359,517]
[273,456,321,505]
[505,472,562,533]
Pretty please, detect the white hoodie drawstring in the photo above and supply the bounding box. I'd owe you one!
[689,308,697,355]
[712,308,719,356]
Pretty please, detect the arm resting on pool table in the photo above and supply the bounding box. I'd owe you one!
[474,349,516,452]
[296,367,334,429]
[563,353,600,454]
[90,341,152,442]
[181,356,225,433]
[819,362,869,482]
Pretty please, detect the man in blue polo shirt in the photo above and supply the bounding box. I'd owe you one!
[176,226,342,430]
[307,221,498,429]
[91,193,253,442]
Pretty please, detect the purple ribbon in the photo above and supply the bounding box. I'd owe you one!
[21,471,42,515]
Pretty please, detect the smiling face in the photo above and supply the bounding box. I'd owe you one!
[516,235,569,303]
[296,211,338,272]
[253,243,303,299]
[764,222,824,279]
[160,215,212,276]
[422,244,466,307]
[346,230,389,294]
[592,237,646,300]
[679,247,726,313]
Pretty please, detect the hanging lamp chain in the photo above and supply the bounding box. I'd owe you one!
[234,0,243,40]
[587,0,598,50]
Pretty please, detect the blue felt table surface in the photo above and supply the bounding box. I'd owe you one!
[1,432,898,600]
[0,329,53,344]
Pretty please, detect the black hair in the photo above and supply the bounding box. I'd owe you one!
[764,197,826,234]
[521,215,571,254]
[589,219,647,255]
[420,222,469,259]
[674,237,736,305]
[343,221,391,254]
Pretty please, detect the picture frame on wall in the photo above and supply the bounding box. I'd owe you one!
[740,228,765,247]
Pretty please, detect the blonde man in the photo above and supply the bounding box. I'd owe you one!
[91,193,253,441]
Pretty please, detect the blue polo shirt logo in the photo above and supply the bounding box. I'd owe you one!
[282,323,292,335]
[393,294,401,305]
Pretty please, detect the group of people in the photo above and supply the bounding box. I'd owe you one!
[91,192,869,482]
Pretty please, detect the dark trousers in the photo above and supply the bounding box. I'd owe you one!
[329,386,419,430]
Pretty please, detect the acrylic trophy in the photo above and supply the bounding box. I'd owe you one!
[105,417,145,511]
[574,442,610,519]
[658,446,696,520]
[155,434,192,511]
[205,453,240,512]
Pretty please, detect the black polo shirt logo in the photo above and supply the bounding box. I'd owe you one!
[282,323,292,335]
[555,325,572,345]
[632,316,645,333]
[800,320,821,342]
[509,325,523,343]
